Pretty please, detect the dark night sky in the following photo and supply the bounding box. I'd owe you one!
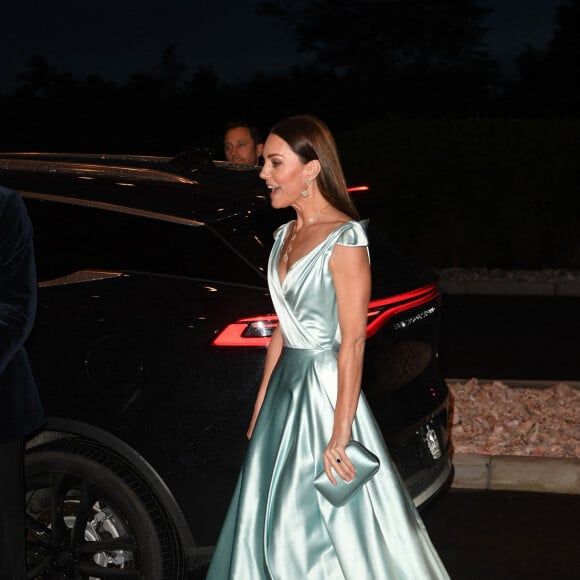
[1,0,562,95]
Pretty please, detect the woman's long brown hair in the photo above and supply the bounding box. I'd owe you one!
[270,115,360,220]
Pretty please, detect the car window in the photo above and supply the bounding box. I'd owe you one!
[208,204,294,278]
[24,196,267,286]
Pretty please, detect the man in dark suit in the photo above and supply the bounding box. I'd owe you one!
[0,186,46,579]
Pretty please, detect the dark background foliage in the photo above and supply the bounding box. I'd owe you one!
[2,0,579,268]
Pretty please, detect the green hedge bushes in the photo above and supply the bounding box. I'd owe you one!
[339,119,580,269]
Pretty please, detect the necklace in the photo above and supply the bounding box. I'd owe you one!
[306,204,330,224]
[282,222,297,263]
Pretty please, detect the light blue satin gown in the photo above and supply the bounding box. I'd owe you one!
[206,221,450,579]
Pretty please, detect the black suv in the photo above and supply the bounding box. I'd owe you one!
[0,151,451,579]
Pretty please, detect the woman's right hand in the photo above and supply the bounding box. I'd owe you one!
[247,326,283,439]
[246,391,266,439]
[246,413,258,439]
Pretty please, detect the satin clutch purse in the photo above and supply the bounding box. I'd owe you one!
[314,441,380,507]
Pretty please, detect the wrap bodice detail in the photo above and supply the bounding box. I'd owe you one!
[268,220,369,350]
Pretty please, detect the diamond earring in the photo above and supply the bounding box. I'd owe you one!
[301,179,311,198]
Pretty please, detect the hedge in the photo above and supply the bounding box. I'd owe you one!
[338,118,580,269]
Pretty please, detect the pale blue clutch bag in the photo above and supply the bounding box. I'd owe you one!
[314,441,380,507]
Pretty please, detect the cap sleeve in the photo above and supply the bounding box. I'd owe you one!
[336,220,369,247]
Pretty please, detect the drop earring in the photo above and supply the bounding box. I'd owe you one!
[301,179,311,198]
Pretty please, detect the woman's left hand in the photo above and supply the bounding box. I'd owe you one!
[323,433,356,485]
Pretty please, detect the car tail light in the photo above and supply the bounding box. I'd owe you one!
[212,283,439,348]
[366,283,439,338]
[347,185,370,193]
[211,316,278,347]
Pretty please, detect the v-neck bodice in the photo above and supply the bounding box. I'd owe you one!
[268,220,369,350]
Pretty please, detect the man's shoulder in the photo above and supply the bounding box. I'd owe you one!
[0,185,25,214]
[0,186,30,233]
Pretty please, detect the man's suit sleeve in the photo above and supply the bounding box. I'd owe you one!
[0,189,37,375]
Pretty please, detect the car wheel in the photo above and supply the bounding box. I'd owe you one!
[24,439,183,579]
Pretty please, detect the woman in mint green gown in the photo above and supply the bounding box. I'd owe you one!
[206,116,450,579]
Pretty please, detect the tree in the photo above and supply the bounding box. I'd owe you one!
[514,0,580,116]
[15,55,76,99]
[547,0,580,112]
[259,0,497,116]
[154,44,187,96]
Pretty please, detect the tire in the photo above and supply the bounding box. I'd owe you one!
[24,439,183,579]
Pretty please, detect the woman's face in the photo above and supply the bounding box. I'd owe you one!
[259,134,310,209]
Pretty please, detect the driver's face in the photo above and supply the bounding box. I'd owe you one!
[224,127,262,165]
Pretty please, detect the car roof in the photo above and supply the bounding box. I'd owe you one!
[0,151,270,225]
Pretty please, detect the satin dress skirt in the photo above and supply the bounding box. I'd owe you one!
[206,347,450,579]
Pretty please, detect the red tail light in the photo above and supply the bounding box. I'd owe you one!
[347,185,370,193]
[366,283,439,338]
[212,282,439,347]
[211,316,278,347]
